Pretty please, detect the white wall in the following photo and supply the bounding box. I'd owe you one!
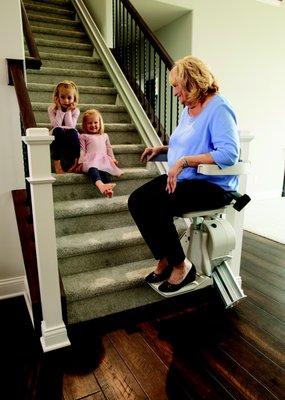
[83,0,113,47]
[155,12,192,61]
[0,0,26,284]
[148,0,285,199]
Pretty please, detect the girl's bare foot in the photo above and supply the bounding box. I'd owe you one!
[53,160,64,174]
[96,181,116,198]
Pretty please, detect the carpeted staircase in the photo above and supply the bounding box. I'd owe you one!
[24,0,186,324]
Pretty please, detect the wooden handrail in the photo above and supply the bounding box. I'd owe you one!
[8,60,36,129]
[21,0,42,69]
[120,0,174,70]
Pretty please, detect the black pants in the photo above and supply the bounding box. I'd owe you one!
[128,174,231,267]
[51,127,80,171]
[87,167,112,184]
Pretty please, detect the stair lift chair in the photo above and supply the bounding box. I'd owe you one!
[149,156,251,309]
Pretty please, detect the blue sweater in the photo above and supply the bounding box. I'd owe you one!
[167,94,240,191]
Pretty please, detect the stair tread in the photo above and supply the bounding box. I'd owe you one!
[34,52,102,63]
[32,103,126,112]
[34,38,92,48]
[27,67,107,77]
[36,122,137,131]
[54,194,129,218]
[31,25,86,38]
[25,2,74,15]
[57,225,143,258]
[52,168,157,185]
[62,258,155,302]
[27,13,81,26]
[27,83,116,94]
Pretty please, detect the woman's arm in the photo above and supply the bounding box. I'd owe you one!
[140,145,168,162]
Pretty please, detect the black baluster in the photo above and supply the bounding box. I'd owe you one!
[158,57,162,138]
[164,64,167,144]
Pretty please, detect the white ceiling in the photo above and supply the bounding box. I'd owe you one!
[130,0,189,31]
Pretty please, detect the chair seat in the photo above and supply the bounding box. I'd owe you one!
[182,207,227,219]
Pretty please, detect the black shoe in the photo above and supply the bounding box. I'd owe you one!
[145,264,173,283]
[158,264,196,293]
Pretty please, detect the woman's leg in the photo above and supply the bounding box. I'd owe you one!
[88,168,116,197]
[128,176,231,285]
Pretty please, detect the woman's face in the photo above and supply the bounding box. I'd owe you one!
[172,77,188,106]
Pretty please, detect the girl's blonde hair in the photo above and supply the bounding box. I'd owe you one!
[53,80,79,108]
[82,109,104,134]
[169,56,219,106]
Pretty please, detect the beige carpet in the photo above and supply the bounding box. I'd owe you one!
[244,197,285,244]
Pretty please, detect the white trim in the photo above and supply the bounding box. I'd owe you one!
[0,276,27,299]
[0,276,34,326]
[72,0,167,175]
[27,177,56,184]
[40,321,71,352]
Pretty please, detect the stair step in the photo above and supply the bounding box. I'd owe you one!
[25,2,75,19]
[24,0,71,8]
[26,13,82,29]
[57,217,186,276]
[62,258,156,302]
[52,168,158,201]
[27,67,112,86]
[30,38,93,56]
[113,144,145,167]
[30,25,89,44]
[36,122,141,144]
[36,52,105,71]
[27,83,116,104]
[54,195,133,236]
[67,284,163,324]
[32,102,130,124]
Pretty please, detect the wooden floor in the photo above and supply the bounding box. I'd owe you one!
[2,231,285,400]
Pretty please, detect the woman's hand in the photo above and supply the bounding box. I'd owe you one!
[140,146,162,162]
[166,160,183,194]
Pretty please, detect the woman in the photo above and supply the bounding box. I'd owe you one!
[128,56,239,293]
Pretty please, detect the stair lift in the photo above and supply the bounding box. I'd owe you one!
[148,157,251,308]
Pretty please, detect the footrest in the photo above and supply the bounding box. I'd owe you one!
[147,274,211,298]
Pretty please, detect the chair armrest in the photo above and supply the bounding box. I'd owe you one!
[197,162,250,176]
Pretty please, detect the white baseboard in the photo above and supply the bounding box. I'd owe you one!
[0,276,34,326]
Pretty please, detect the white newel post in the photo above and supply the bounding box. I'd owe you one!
[22,128,71,352]
[227,131,254,280]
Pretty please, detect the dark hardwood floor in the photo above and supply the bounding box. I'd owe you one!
[2,231,285,400]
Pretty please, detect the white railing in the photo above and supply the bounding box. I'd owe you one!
[22,128,70,352]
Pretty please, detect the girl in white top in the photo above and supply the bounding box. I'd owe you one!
[48,80,80,174]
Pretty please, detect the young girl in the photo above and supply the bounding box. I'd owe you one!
[77,109,123,198]
[48,80,80,174]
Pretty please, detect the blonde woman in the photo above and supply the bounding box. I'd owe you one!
[77,109,123,198]
[128,56,240,293]
[48,80,80,174]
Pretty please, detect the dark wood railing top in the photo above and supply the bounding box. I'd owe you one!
[21,0,42,69]
[120,0,174,70]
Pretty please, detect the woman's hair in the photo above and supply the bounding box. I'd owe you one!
[82,109,104,134]
[169,56,219,106]
[52,80,79,108]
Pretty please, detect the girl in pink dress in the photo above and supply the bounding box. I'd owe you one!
[77,109,123,198]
